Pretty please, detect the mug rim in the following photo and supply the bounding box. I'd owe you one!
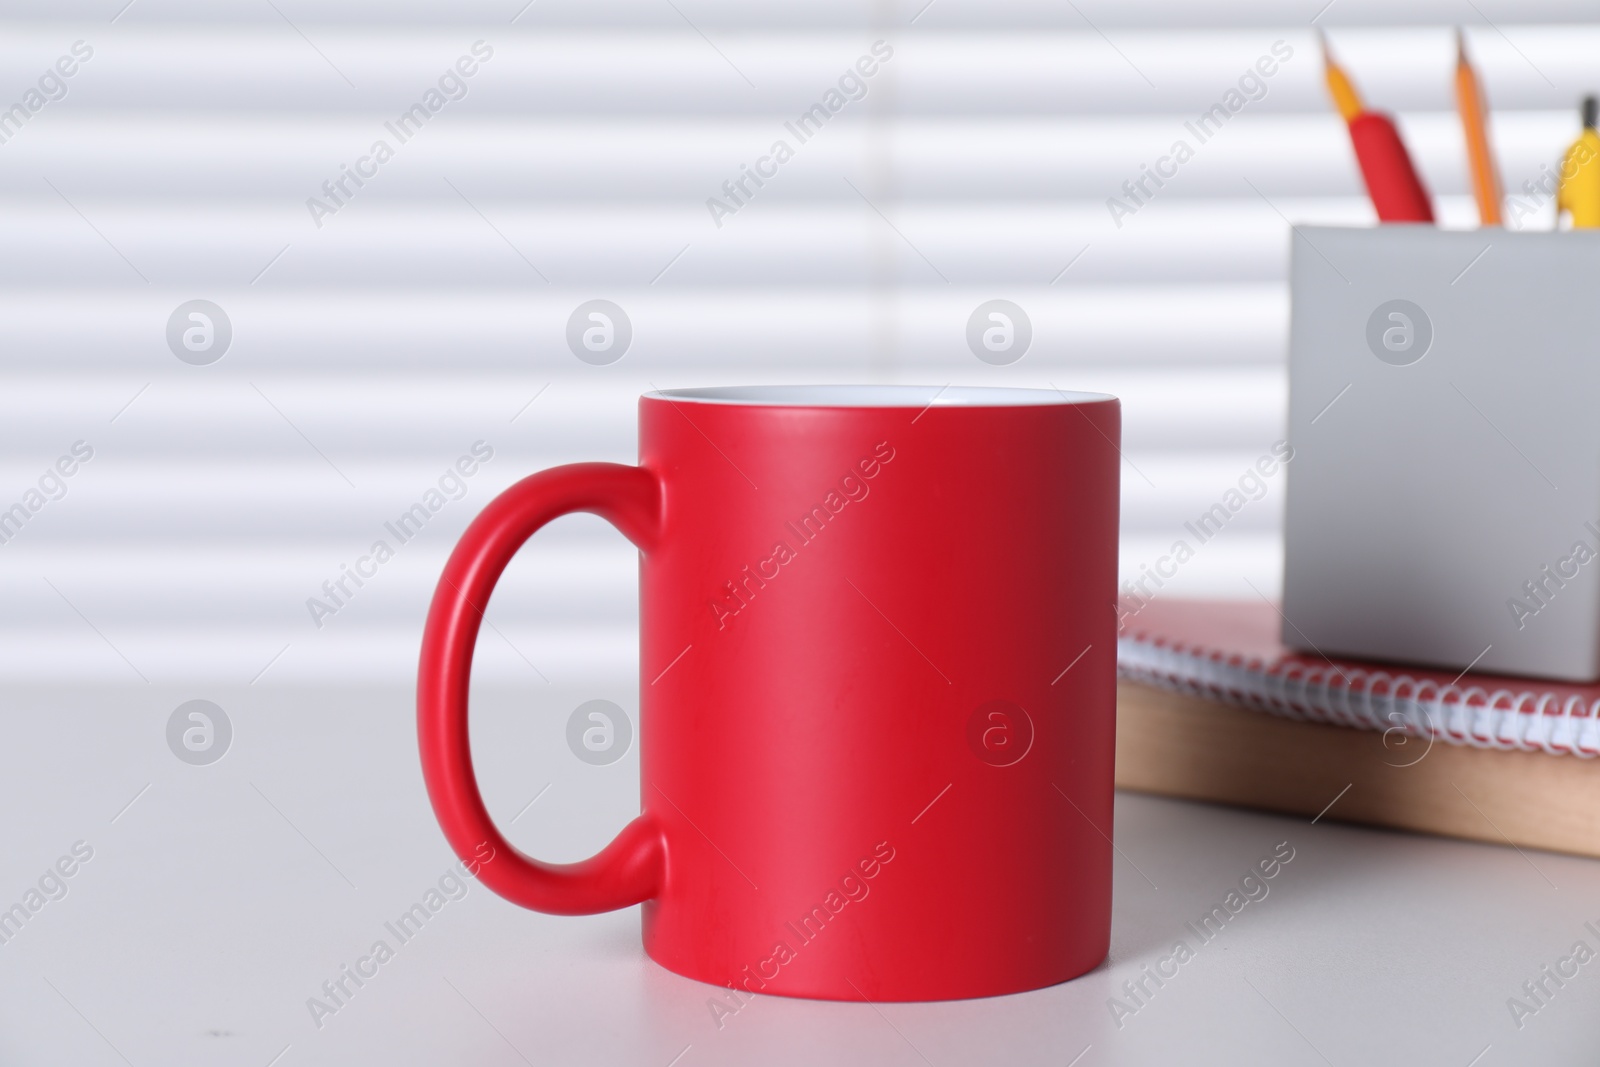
[644,385,1115,408]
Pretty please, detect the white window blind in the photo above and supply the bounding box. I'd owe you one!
[0,1,1592,682]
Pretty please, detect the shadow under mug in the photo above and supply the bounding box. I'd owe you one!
[418,384,1121,1001]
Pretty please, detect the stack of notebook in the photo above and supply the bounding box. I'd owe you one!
[1115,599,1600,858]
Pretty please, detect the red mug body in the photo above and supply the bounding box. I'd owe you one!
[418,385,1121,1002]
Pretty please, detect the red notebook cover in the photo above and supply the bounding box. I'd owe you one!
[1117,599,1600,758]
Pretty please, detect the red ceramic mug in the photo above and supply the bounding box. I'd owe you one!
[418,385,1120,1001]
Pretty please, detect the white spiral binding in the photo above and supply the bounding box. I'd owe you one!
[1117,634,1600,759]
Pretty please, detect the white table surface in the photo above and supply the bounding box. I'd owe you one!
[4,681,1598,1066]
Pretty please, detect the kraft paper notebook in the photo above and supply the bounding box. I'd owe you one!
[1113,599,1600,858]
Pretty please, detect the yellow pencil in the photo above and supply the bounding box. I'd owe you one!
[1319,31,1434,222]
[1319,30,1362,121]
[1455,30,1501,225]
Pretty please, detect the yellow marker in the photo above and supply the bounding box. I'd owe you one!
[1319,30,1363,122]
[1558,96,1600,228]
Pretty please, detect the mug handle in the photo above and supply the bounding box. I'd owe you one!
[417,462,665,915]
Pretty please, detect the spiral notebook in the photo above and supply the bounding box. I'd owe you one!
[1117,599,1600,759]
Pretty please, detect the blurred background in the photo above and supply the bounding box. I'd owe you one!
[4,0,1593,687]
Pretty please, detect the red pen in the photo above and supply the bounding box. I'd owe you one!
[1321,33,1434,223]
